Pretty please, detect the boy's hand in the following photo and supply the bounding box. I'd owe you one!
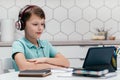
[27,58,48,63]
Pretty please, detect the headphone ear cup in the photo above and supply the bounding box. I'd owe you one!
[15,20,25,31]
[19,20,25,30]
[15,20,21,30]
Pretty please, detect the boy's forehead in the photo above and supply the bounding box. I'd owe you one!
[28,14,45,21]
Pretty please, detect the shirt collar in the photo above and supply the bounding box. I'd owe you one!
[23,37,44,48]
[37,39,44,48]
[23,38,34,48]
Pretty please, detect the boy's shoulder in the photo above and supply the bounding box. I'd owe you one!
[13,37,25,44]
[14,37,24,41]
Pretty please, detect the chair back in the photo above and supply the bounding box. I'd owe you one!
[0,58,14,73]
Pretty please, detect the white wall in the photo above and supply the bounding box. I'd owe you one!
[0,0,120,41]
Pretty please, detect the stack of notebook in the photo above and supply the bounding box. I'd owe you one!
[72,68,109,77]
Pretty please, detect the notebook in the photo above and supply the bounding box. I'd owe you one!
[18,69,51,77]
[72,68,109,77]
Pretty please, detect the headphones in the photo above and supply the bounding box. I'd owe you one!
[15,5,34,31]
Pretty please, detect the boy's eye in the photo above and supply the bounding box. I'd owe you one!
[41,23,45,26]
[33,24,38,26]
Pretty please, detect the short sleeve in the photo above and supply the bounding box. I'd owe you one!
[12,40,25,59]
[47,41,58,57]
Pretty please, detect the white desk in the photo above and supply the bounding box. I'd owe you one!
[0,70,120,80]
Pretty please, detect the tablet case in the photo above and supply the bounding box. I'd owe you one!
[82,46,117,72]
[18,69,51,77]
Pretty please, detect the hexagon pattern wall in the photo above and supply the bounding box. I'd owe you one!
[0,0,120,41]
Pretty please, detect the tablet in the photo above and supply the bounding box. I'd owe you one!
[82,46,117,72]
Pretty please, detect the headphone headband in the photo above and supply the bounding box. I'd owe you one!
[19,5,34,20]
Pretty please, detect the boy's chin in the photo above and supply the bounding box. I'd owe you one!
[36,37,40,39]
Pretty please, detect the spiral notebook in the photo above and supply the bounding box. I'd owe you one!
[72,68,109,77]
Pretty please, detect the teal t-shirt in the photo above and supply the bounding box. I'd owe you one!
[12,37,58,71]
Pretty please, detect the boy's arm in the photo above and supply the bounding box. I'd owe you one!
[14,53,61,71]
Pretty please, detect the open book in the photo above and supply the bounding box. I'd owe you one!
[18,69,51,77]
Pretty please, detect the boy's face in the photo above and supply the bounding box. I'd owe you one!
[25,14,45,39]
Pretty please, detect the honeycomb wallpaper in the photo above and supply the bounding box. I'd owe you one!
[0,0,120,41]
